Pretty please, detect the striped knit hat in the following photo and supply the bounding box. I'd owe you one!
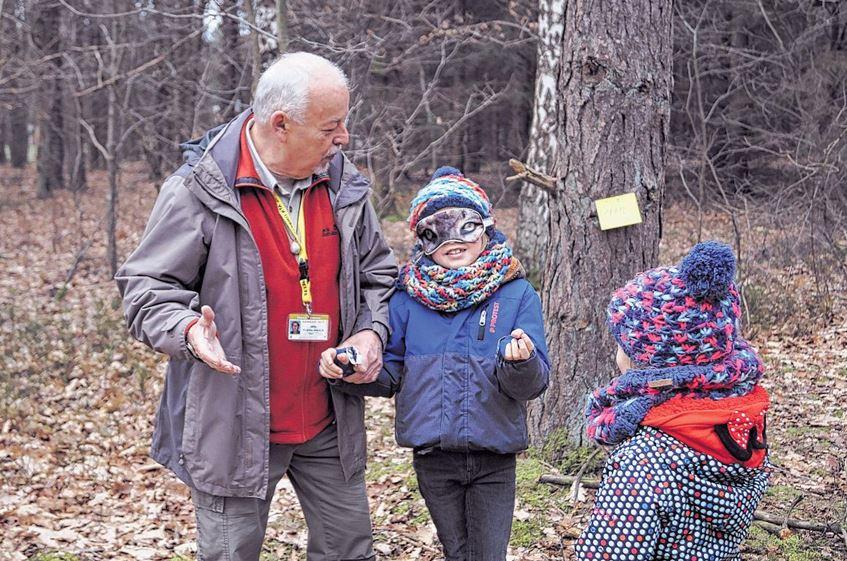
[408,166,493,231]
[608,241,740,367]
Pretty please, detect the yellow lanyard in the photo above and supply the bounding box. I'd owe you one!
[272,190,313,315]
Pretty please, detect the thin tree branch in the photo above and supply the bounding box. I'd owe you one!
[507,159,557,191]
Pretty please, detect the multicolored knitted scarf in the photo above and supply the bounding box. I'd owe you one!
[585,337,764,446]
[399,230,524,312]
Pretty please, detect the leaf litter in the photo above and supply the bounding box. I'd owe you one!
[0,165,844,560]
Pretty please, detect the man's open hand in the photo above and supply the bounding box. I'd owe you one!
[187,305,241,375]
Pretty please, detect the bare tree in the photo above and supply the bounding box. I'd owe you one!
[516,0,561,279]
[31,0,65,198]
[672,1,847,325]
[276,0,288,53]
[0,0,30,168]
[219,1,246,121]
[1,0,540,274]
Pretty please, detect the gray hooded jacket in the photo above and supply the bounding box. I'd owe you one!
[115,109,397,498]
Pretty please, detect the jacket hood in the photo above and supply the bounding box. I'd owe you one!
[178,109,371,209]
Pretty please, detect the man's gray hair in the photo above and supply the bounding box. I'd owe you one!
[252,52,349,125]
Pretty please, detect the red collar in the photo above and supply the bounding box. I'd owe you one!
[643,385,770,468]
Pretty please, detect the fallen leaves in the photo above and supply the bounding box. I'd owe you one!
[1,165,845,560]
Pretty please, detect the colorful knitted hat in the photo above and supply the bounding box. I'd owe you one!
[586,241,765,446]
[408,166,493,231]
[608,241,741,368]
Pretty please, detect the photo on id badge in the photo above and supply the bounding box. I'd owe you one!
[288,313,330,341]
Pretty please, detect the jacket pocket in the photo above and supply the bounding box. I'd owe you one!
[191,488,225,513]
[394,355,442,448]
[181,362,203,457]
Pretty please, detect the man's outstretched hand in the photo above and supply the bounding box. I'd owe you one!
[186,305,241,375]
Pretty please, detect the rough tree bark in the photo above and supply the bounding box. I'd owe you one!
[525,0,672,446]
[516,0,562,280]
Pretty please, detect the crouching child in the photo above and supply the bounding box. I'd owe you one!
[575,242,770,561]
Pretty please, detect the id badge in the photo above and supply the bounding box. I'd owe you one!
[288,313,330,341]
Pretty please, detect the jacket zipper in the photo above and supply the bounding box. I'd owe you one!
[477,307,487,340]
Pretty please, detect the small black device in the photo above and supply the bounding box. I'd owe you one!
[333,346,361,377]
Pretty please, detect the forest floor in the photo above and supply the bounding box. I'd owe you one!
[1,163,845,561]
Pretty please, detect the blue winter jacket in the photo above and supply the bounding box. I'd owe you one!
[339,278,550,454]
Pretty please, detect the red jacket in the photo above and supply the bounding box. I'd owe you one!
[236,120,341,444]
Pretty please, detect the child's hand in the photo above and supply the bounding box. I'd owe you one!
[504,329,534,362]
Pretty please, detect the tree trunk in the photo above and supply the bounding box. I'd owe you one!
[516,0,563,280]
[9,103,28,168]
[244,0,262,95]
[106,82,119,276]
[526,0,672,446]
[67,106,87,192]
[104,3,121,276]
[8,0,28,169]
[64,14,86,192]
[221,4,243,121]
[276,0,289,53]
[32,1,64,197]
[723,2,752,194]
[0,111,8,164]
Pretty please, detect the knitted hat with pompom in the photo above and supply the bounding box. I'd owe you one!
[408,166,492,231]
[608,241,741,368]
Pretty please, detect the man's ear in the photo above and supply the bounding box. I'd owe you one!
[270,111,289,138]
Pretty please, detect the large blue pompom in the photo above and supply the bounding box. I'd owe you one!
[680,241,736,300]
[431,166,462,180]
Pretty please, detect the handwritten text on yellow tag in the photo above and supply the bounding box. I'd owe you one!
[594,193,643,231]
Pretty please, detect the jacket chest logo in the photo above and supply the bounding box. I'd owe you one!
[322,226,339,237]
[489,302,500,333]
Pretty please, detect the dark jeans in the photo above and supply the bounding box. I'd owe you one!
[413,448,517,561]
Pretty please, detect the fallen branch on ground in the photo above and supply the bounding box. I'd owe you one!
[569,448,603,506]
[62,238,94,286]
[540,474,846,535]
[540,474,599,489]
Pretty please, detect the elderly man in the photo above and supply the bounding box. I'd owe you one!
[116,53,396,561]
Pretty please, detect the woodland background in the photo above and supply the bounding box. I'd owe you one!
[0,1,846,560]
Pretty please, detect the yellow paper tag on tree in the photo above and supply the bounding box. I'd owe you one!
[595,193,643,231]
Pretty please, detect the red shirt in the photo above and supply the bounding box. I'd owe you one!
[235,119,341,444]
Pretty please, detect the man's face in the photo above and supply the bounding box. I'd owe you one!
[282,85,350,178]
